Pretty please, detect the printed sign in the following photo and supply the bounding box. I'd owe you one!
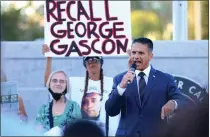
[173,75,208,104]
[44,0,132,57]
[1,82,19,113]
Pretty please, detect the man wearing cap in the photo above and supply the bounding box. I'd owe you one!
[81,88,102,119]
[42,46,120,136]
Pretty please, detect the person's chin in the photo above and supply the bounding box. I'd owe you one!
[53,90,63,93]
[88,113,99,118]
[136,67,142,71]
[136,65,146,71]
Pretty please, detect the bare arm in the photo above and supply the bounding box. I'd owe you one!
[18,96,27,116]
[18,96,28,123]
[44,57,52,86]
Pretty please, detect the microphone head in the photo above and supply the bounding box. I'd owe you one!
[130,61,136,72]
[128,58,136,84]
[130,67,136,72]
[133,57,137,64]
[130,63,136,69]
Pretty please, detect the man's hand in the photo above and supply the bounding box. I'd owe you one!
[161,100,176,119]
[119,70,135,88]
[127,49,134,70]
[42,44,52,60]
[118,49,135,88]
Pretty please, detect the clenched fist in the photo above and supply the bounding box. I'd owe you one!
[119,70,135,88]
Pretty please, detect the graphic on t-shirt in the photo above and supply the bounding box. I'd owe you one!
[69,77,120,136]
[81,88,102,120]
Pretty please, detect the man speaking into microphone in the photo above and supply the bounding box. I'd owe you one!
[105,37,193,137]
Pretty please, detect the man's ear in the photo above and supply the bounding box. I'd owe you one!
[149,52,153,61]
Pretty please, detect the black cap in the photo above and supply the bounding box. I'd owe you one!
[83,56,102,61]
[83,56,103,68]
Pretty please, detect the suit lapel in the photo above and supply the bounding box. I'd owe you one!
[141,67,157,107]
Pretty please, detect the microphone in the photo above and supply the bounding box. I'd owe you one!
[127,59,136,84]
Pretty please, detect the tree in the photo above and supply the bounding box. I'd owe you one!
[130,1,141,11]
[1,4,22,41]
[188,1,195,40]
[188,1,209,40]
[201,0,209,39]
[131,10,163,40]
[1,1,44,41]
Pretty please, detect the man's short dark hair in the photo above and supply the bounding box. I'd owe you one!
[132,37,153,52]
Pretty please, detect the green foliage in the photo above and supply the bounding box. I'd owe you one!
[1,1,208,41]
[201,0,209,39]
[188,1,209,40]
[131,10,163,40]
[187,1,195,40]
[1,4,22,41]
[1,2,44,41]
[130,0,141,11]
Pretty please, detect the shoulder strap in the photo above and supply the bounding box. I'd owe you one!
[48,101,54,129]
[105,113,109,137]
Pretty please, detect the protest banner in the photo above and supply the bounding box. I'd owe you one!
[1,81,19,113]
[44,0,132,57]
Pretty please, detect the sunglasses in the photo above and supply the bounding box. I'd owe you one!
[85,58,100,64]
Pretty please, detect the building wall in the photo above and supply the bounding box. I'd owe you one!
[1,40,208,121]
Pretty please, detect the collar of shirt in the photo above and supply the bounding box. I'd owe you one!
[135,64,151,77]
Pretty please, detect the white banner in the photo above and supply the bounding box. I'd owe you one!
[44,0,132,57]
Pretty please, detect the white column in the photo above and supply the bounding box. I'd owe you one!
[172,1,188,40]
[194,1,201,40]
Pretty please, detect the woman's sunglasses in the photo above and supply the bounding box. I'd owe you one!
[85,58,100,64]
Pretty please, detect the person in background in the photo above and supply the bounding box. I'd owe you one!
[63,120,104,137]
[163,95,209,137]
[36,70,82,133]
[42,45,120,136]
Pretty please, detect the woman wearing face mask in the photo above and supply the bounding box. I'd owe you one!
[42,45,120,136]
[36,70,82,133]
